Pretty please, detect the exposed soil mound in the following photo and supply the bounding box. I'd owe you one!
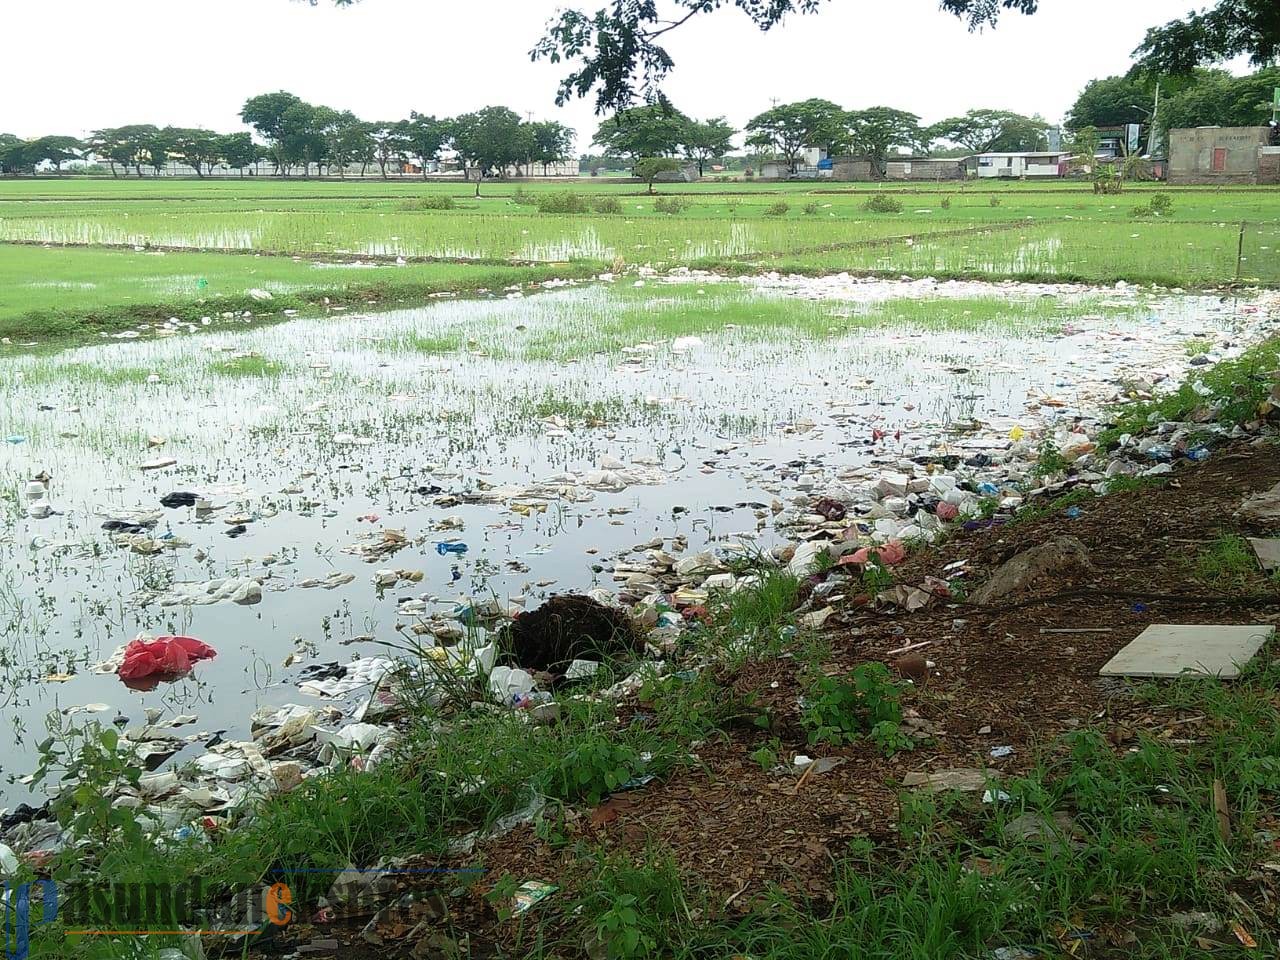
[500,594,643,673]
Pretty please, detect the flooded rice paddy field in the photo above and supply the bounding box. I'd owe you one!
[0,275,1265,804]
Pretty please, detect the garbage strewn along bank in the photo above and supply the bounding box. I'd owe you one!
[1,283,1279,959]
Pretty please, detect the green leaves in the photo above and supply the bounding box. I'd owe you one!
[800,663,911,755]
[545,733,644,806]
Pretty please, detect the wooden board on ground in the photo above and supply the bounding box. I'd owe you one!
[1248,538,1280,573]
[1099,624,1274,679]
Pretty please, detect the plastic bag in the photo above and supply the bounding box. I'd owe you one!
[119,635,217,682]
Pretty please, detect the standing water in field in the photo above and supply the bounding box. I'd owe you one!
[0,275,1271,806]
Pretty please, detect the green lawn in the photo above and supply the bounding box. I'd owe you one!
[0,244,598,341]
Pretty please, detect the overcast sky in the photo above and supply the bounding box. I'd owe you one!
[5,0,1244,147]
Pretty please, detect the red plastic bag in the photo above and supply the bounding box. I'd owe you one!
[839,540,907,568]
[118,635,216,682]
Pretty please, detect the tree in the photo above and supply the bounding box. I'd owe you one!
[745,99,846,172]
[217,133,260,176]
[370,124,408,179]
[1159,66,1280,132]
[451,106,531,195]
[1065,75,1155,130]
[528,120,575,173]
[26,136,83,173]
[241,91,305,174]
[281,102,330,176]
[845,107,922,176]
[322,111,372,178]
[680,117,735,175]
[0,135,31,175]
[634,156,681,193]
[399,112,450,179]
[88,128,133,177]
[138,128,174,175]
[168,128,221,177]
[593,104,689,163]
[531,0,1040,113]
[1135,0,1280,75]
[927,109,1047,153]
[102,125,163,177]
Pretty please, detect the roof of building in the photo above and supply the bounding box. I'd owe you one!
[973,151,1074,158]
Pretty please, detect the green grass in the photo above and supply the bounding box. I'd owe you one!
[404,333,462,355]
[445,286,1129,364]
[2,179,1278,345]
[0,244,602,343]
[1195,533,1260,589]
[211,354,285,377]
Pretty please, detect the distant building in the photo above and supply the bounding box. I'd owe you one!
[973,151,1074,178]
[883,157,966,181]
[824,155,965,181]
[759,146,828,180]
[1168,127,1280,185]
[652,162,700,183]
[830,157,874,181]
[1094,124,1146,159]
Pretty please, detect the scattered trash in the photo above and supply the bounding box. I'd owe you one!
[510,881,557,917]
[903,768,1000,793]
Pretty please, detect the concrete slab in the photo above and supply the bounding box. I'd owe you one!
[1100,624,1274,679]
[1248,538,1280,573]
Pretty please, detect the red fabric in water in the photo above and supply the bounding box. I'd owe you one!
[118,635,217,680]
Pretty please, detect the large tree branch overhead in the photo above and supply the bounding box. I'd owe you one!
[1134,0,1280,74]
[311,0,1279,111]
[530,1,1039,114]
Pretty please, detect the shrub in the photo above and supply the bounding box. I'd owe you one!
[802,202,820,215]
[763,200,790,217]
[653,196,689,215]
[800,663,912,754]
[535,191,590,214]
[940,196,952,209]
[1092,168,1123,194]
[401,194,455,210]
[989,194,1002,207]
[532,192,624,215]
[863,194,903,214]
[1132,192,1172,219]
[509,187,538,206]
